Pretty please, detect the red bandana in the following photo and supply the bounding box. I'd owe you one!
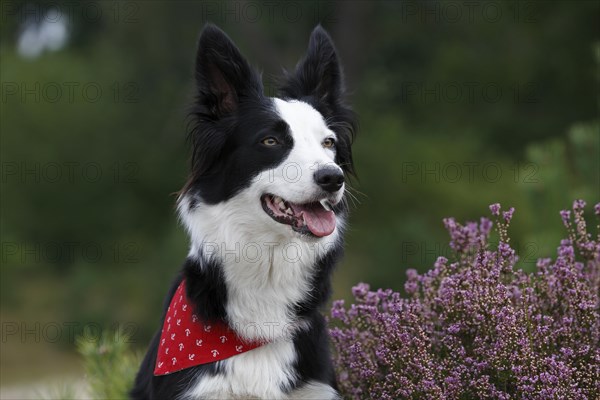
[154,280,264,375]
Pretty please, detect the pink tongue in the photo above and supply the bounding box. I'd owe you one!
[293,203,336,237]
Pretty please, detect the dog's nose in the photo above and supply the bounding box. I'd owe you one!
[314,166,344,193]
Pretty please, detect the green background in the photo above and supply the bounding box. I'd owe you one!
[1,0,598,389]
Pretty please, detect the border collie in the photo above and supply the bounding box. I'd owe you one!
[131,23,356,399]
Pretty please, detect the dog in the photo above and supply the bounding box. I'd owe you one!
[131,23,356,399]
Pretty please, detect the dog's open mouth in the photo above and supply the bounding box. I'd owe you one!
[261,194,336,237]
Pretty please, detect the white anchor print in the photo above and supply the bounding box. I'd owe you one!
[188,354,195,361]
[182,304,187,311]
[185,328,191,337]
[176,318,181,326]
[204,325,212,332]
[220,335,227,343]
[170,333,176,341]
[192,314,198,322]
[158,361,163,368]
[161,338,165,345]
[165,347,169,355]
[196,339,203,346]
[178,343,184,351]
[171,357,177,365]
[235,345,243,352]
[211,349,219,358]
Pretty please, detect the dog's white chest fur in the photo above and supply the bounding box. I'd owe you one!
[184,341,338,399]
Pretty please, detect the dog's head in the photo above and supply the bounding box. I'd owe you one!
[179,24,355,242]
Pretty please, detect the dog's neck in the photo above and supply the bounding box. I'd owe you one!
[179,195,343,343]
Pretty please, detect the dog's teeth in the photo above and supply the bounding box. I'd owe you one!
[320,199,333,212]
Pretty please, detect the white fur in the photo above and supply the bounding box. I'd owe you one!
[183,341,339,399]
[267,98,344,208]
[183,340,295,399]
[178,99,343,399]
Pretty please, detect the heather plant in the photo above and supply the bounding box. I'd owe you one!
[330,201,600,399]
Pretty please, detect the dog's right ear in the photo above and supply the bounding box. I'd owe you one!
[194,24,263,118]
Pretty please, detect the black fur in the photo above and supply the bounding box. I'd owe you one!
[183,256,228,322]
[132,24,356,399]
[291,311,339,390]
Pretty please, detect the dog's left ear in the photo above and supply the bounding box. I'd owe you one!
[280,25,344,112]
[280,26,357,177]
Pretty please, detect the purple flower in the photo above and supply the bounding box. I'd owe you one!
[573,199,586,211]
[560,209,571,227]
[489,203,501,216]
[434,256,448,268]
[480,217,493,236]
[498,241,515,259]
[330,200,600,399]
[351,282,370,299]
[331,300,346,320]
[404,269,419,296]
[447,323,461,334]
[503,207,515,223]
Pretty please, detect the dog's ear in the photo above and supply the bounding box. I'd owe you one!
[281,26,357,178]
[195,24,263,117]
[279,25,344,111]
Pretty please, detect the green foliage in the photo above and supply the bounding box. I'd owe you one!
[76,328,141,399]
[515,119,600,263]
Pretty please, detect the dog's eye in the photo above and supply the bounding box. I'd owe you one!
[322,138,336,149]
[261,137,279,146]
